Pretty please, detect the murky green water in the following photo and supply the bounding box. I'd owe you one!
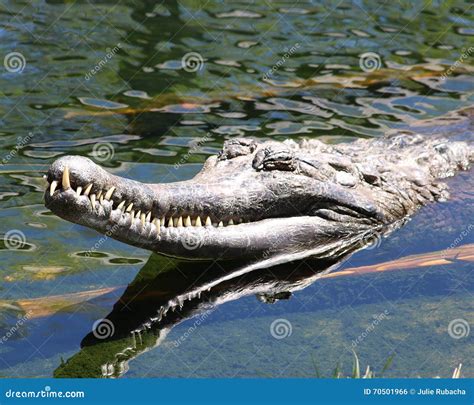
[0,1,473,378]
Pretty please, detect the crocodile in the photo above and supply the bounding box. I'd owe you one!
[44,108,473,261]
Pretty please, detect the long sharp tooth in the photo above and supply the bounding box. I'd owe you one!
[160,217,165,226]
[140,213,146,226]
[168,217,174,227]
[97,190,102,199]
[153,219,160,234]
[117,201,125,211]
[130,210,135,218]
[84,184,92,196]
[228,219,234,225]
[205,216,212,226]
[76,186,82,196]
[195,217,202,227]
[99,195,104,204]
[177,217,183,227]
[126,203,133,212]
[49,181,58,196]
[146,212,151,222]
[104,187,115,200]
[62,166,71,189]
[218,221,224,227]
[184,216,191,227]
[90,194,96,209]
[135,210,141,219]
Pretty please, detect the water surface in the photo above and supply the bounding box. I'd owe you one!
[0,0,473,378]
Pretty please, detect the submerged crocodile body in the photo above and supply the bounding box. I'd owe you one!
[44,108,473,261]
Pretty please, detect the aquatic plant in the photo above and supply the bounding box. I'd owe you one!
[312,351,463,379]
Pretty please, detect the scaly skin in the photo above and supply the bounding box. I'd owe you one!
[44,108,473,261]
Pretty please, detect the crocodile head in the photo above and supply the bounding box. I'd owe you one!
[44,132,472,260]
[44,138,389,260]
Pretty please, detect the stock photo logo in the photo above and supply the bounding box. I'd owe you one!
[359,230,383,250]
[3,229,27,250]
[92,319,115,339]
[92,142,115,162]
[180,232,205,250]
[270,318,292,340]
[4,52,26,73]
[181,52,204,72]
[447,319,470,340]
[359,52,382,72]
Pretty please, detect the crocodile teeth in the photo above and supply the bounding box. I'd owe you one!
[218,221,224,227]
[177,217,183,227]
[155,221,161,234]
[49,181,58,196]
[168,218,174,227]
[136,210,141,219]
[205,216,212,226]
[126,203,133,212]
[146,212,151,222]
[90,194,96,209]
[160,217,165,226]
[84,184,93,196]
[195,217,202,227]
[228,219,234,225]
[97,190,102,199]
[62,166,71,189]
[117,201,125,211]
[104,187,115,200]
[76,186,82,196]
[140,212,146,226]
[184,216,191,227]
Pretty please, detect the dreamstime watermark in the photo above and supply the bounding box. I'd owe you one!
[0,311,32,345]
[92,318,115,339]
[85,43,122,81]
[181,52,204,72]
[351,310,390,348]
[91,142,115,162]
[448,318,470,340]
[174,133,212,169]
[443,223,473,255]
[261,232,289,260]
[1,131,38,165]
[263,43,300,81]
[171,308,215,347]
[270,318,292,339]
[4,52,26,73]
[3,229,27,250]
[180,232,205,250]
[441,47,474,81]
[359,52,382,72]
[5,387,85,399]
[83,224,119,257]
[359,230,383,250]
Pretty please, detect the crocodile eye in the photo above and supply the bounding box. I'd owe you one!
[252,145,296,171]
[218,138,257,160]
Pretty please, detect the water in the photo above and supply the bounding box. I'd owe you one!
[0,1,473,378]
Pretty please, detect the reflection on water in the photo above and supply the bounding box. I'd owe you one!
[54,253,347,378]
[0,0,473,377]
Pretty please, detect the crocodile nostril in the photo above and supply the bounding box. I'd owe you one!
[218,138,257,161]
[252,145,296,171]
